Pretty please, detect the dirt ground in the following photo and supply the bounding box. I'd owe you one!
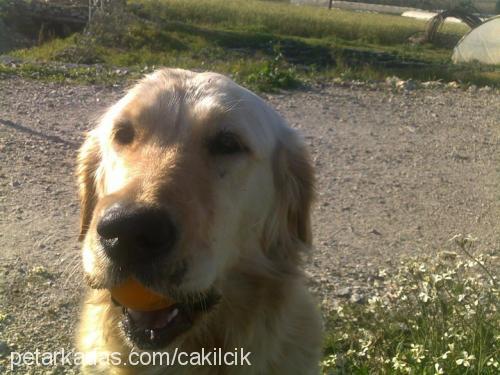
[0,77,498,373]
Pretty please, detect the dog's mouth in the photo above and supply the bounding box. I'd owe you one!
[117,291,220,350]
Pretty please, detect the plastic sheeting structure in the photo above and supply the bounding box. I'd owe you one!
[452,16,500,65]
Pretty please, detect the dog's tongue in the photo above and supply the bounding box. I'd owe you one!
[127,307,179,330]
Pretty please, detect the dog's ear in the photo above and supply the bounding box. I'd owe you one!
[263,129,314,265]
[76,132,100,241]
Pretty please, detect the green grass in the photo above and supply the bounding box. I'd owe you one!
[129,0,466,45]
[1,0,499,89]
[321,234,499,374]
[0,61,141,85]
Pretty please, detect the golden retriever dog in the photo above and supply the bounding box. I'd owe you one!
[76,68,322,374]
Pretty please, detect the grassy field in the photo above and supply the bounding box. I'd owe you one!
[1,0,499,89]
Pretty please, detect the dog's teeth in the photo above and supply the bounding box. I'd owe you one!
[168,308,179,323]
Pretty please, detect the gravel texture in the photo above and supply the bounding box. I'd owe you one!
[0,77,498,373]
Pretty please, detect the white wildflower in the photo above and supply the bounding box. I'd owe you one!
[442,270,454,280]
[335,305,345,318]
[392,354,408,371]
[456,351,475,367]
[433,274,443,283]
[410,343,426,363]
[486,357,499,368]
[441,351,450,359]
[322,354,337,368]
[434,363,444,374]
[419,291,430,302]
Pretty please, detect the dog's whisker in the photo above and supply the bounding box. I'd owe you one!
[62,256,84,288]
[60,253,79,276]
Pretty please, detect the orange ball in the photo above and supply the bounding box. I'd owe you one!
[110,278,174,311]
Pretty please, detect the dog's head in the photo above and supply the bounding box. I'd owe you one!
[77,68,313,349]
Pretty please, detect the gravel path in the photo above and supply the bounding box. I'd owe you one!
[0,77,499,373]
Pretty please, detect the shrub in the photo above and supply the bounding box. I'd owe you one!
[244,44,301,91]
[322,234,499,374]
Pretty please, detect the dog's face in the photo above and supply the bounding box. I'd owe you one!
[77,69,313,350]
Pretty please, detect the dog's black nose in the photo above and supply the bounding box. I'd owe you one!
[97,203,176,264]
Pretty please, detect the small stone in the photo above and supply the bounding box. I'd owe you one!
[479,85,491,93]
[335,287,351,297]
[404,80,417,91]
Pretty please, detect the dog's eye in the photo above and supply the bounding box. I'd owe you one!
[208,131,247,155]
[114,123,135,145]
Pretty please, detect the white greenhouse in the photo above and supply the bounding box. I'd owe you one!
[452,16,500,65]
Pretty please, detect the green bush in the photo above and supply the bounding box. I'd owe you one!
[245,44,301,91]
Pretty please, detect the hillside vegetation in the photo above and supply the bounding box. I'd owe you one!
[1,0,499,89]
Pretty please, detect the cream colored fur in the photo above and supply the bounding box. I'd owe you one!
[76,68,322,374]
